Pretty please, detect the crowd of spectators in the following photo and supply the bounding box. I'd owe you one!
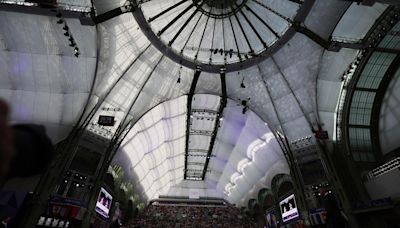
[125,204,257,227]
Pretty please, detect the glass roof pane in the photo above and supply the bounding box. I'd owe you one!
[139,0,301,65]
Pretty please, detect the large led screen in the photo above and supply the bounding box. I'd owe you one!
[279,194,299,223]
[95,187,113,218]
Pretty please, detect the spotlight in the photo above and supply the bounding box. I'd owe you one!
[240,78,246,88]
[62,25,69,31]
[63,32,69,36]
[56,19,63,24]
[74,47,79,53]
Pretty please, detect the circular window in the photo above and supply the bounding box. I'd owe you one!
[136,0,312,72]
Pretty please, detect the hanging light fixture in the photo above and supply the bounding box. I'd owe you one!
[177,65,182,83]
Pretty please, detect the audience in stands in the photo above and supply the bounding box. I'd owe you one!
[125,204,257,228]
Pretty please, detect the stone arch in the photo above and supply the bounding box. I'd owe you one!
[258,188,275,210]
[271,174,293,197]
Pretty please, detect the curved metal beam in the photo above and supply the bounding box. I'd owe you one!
[132,0,315,73]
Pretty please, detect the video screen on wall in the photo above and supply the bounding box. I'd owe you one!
[95,187,113,218]
[279,194,299,223]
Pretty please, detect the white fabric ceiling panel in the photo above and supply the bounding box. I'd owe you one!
[293,87,316,115]
[103,46,162,112]
[195,72,221,95]
[234,175,253,195]
[241,7,277,47]
[192,94,220,110]
[318,49,359,82]
[0,12,96,143]
[304,0,351,40]
[332,3,387,42]
[282,116,312,141]
[273,33,322,74]
[234,128,260,157]
[143,0,189,35]
[118,96,187,201]
[246,113,273,141]
[170,12,202,53]
[317,48,359,140]
[196,16,215,63]
[58,0,92,9]
[265,0,299,19]
[94,14,151,96]
[235,13,264,54]
[0,52,94,94]
[216,119,244,146]
[191,117,215,131]
[212,139,235,161]
[180,14,207,60]
[212,108,287,203]
[0,12,96,57]
[92,0,126,14]
[126,57,193,120]
[274,94,304,123]
[189,135,211,149]
[263,72,290,100]
[212,19,225,64]
[249,1,289,37]
[230,15,251,55]
[208,157,226,174]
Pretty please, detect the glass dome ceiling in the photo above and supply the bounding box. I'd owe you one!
[2,0,390,207]
[137,0,306,70]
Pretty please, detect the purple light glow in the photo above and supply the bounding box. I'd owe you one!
[11,55,30,76]
[15,105,30,120]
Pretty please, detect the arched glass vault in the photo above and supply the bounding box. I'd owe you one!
[2,0,397,213]
[134,0,314,73]
[112,95,289,204]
